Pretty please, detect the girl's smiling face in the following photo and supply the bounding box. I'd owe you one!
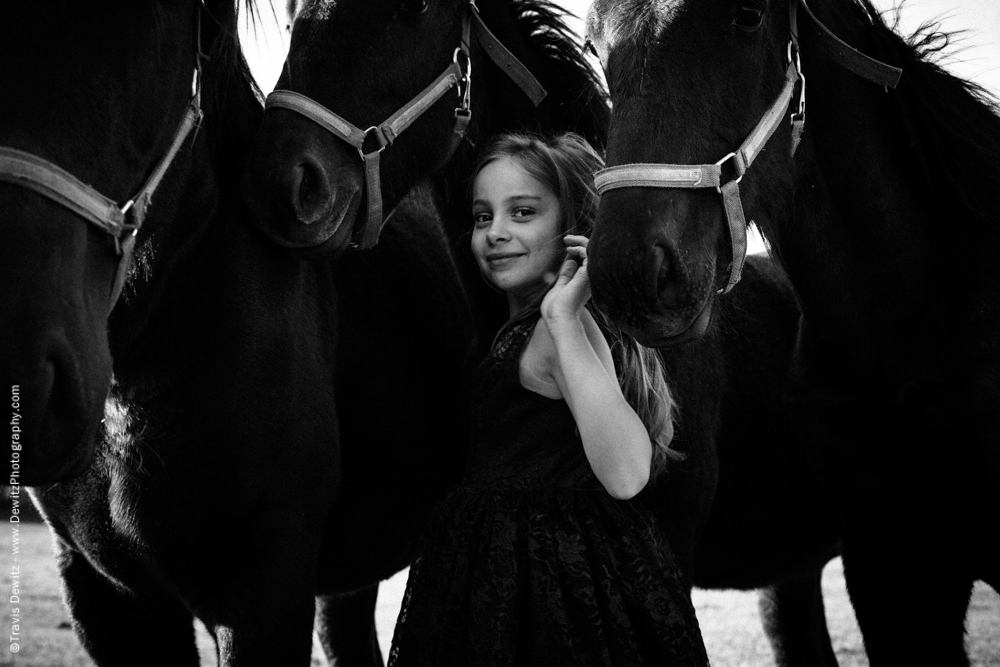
[471,156,564,313]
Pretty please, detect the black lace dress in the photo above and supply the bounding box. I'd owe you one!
[387,313,710,667]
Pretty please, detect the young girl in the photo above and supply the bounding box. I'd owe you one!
[387,133,709,666]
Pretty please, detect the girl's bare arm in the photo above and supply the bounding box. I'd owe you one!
[538,239,652,499]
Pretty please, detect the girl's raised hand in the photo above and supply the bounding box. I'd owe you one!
[541,235,591,325]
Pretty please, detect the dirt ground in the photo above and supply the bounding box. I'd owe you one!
[2,521,997,667]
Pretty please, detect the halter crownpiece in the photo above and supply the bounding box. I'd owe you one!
[0,6,206,310]
[265,0,548,249]
[594,0,901,294]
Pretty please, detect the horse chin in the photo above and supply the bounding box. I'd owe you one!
[15,374,104,486]
[628,297,715,348]
[23,421,99,485]
[255,186,362,258]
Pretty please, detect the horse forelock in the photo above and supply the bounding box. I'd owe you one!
[297,0,336,21]
[587,0,684,64]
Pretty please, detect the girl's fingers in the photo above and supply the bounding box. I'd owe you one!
[555,255,580,286]
[548,236,592,311]
[563,237,589,269]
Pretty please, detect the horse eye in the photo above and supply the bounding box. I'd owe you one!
[400,0,430,15]
[734,4,764,30]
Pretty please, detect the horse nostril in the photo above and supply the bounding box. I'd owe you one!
[652,243,669,292]
[292,155,333,226]
[653,242,683,309]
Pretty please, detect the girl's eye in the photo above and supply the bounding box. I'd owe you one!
[512,207,534,219]
[734,3,764,30]
[400,0,430,15]
[473,212,491,228]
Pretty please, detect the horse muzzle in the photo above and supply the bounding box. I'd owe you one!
[590,189,721,345]
[244,112,365,256]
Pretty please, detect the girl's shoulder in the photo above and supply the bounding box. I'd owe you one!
[519,309,613,399]
[519,317,562,399]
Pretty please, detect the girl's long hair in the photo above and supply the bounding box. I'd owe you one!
[471,132,681,473]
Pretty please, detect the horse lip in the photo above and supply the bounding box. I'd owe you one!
[258,185,359,250]
[257,224,331,250]
[319,187,356,238]
[634,297,715,348]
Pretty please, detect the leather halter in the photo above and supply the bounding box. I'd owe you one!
[264,0,548,250]
[594,0,902,294]
[0,6,206,310]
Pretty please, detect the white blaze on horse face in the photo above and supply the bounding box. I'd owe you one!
[586,0,686,70]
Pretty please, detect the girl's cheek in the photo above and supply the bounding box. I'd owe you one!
[470,234,485,260]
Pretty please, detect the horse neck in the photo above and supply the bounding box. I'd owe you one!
[107,68,265,394]
[760,49,945,373]
[765,50,996,384]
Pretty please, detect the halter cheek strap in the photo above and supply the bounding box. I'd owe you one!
[594,0,901,294]
[265,0,548,250]
[0,101,200,305]
[0,7,206,310]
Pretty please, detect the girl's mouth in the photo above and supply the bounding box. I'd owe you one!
[486,252,524,266]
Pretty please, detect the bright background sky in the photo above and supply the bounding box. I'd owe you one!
[239,0,999,255]
[240,0,1000,97]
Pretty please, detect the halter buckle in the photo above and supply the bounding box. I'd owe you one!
[787,39,806,121]
[453,47,473,112]
[787,39,801,75]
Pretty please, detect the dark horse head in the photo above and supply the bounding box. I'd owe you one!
[243,0,608,253]
[244,0,608,340]
[587,0,1000,661]
[586,0,1000,357]
[583,0,821,345]
[0,2,206,483]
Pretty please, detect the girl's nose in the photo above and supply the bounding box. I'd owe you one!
[486,219,509,244]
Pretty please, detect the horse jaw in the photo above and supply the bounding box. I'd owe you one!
[630,296,715,348]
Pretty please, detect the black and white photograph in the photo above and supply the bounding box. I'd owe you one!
[2,0,999,665]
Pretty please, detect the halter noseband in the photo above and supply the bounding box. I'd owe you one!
[264,0,548,250]
[0,5,206,309]
[594,0,902,294]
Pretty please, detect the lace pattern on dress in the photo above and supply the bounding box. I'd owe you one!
[489,308,540,361]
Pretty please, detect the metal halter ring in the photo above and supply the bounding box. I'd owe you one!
[359,126,388,160]
[714,152,745,191]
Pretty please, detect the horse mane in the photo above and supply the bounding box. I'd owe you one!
[201,0,266,193]
[507,0,610,149]
[842,0,1000,231]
